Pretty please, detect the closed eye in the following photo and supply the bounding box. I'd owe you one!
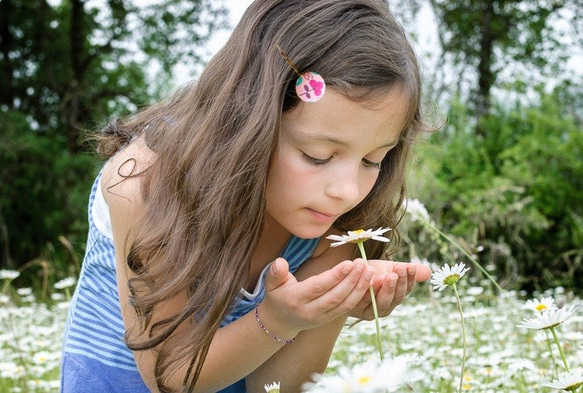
[302,153,331,165]
[363,158,381,170]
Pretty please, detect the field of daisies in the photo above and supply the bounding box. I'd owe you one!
[1,270,581,392]
[1,200,581,392]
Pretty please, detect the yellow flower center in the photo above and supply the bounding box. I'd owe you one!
[535,304,547,312]
[358,376,372,385]
[444,274,460,286]
[354,229,365,235]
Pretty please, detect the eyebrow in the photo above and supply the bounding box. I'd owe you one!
[305,133,398,150]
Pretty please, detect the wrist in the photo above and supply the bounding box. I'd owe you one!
[255,303,300,344]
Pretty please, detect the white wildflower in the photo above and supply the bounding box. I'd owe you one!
[517,305,579,330]
[544,368,583,391]
[403,198,430,222]
[54,277,77,289]
[524,296,558,314]
[264,381,280,393]
[326,227,390,248]
[0,269,20,280]
[430,263,470,291]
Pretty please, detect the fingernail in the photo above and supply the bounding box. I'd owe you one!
[364,267,374,281]
[389,276,398,287]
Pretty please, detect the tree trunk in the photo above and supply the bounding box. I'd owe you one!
[475,0,495,133]
[0,0,15,109]
[66,0,84,153]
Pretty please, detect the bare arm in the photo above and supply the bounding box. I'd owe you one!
[102,145,374,392]
[246,242,358,392]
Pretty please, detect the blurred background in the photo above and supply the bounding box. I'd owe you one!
[1,0,581,295]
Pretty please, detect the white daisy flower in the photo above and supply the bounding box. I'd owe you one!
[430,263,470,291]
[544,368,583,391]
[326,227,391,248]
[524,296,558,314]
[0,269,20,280]
[54,277,77,289]
[517,305,579,330]
[264,381,280,393]
[403,198,430,222]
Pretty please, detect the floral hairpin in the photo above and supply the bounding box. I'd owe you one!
[276,44,326,103]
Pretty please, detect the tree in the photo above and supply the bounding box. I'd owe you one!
[430,0,570,125]
[0,0,227,151]
[0,0,228,269]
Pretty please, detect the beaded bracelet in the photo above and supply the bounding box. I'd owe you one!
[254,305,296,345]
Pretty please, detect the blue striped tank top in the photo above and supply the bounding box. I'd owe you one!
[61,172,320,392]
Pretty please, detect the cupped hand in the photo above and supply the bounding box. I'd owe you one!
[347,260,431,321]
[259,257,376,338]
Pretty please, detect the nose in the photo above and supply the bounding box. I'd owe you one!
[325,166,360,204]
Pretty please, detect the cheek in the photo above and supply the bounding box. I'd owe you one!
[267,155,311,198]
[359,173,381,200]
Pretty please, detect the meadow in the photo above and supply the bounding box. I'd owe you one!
[1,270,581,392]
[1,201,581,392]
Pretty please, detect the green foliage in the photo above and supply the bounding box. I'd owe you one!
[0,111,98,274]
[407,88,583,292]
[0,0,227,274]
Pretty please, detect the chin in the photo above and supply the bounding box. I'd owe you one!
[289,224,333,240]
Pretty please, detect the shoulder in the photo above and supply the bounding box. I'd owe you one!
[101,135,157,211]
[100,136,158,255]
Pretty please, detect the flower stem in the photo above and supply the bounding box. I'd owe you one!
[426,221,503,293]
[544,329,560,378]
[357,242,384,361]
[452,283,466,393]
[549,326,570,372]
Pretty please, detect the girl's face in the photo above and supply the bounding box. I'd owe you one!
[265,88,409,239]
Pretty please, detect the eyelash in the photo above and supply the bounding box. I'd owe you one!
[302,153,382,170]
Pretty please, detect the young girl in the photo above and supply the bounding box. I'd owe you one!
[61,0,433,392]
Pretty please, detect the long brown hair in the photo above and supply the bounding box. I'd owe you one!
[98,0,431,390]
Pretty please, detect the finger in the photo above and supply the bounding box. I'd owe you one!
[264,258,293,292]
[297,260,357,302]
[372,272,398,317]
[406,264,417,295]
[327,261,376,316]
[311,259,372,314]
[391,264,409,306]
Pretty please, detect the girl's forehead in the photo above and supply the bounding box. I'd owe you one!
[281,89,408,147]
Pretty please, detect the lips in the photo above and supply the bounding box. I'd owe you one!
[307,208,340,223]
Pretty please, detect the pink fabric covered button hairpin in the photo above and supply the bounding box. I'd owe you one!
[277,44,326,103]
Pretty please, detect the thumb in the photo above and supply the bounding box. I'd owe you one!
[264,257,292,292]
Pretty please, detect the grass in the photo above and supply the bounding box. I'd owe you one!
[0,274,581,392]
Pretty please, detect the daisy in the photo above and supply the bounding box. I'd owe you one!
[544,368,583,391]
[430,263,470,291]
[264,381,280,393]
[326,227,390,247]
[524,296,558,314]
[54,277,77,290]
[517,305,579,330]
[403,198,430,222]
[0,269,20,280]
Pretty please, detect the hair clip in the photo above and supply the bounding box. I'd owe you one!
[276,44,326,103]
